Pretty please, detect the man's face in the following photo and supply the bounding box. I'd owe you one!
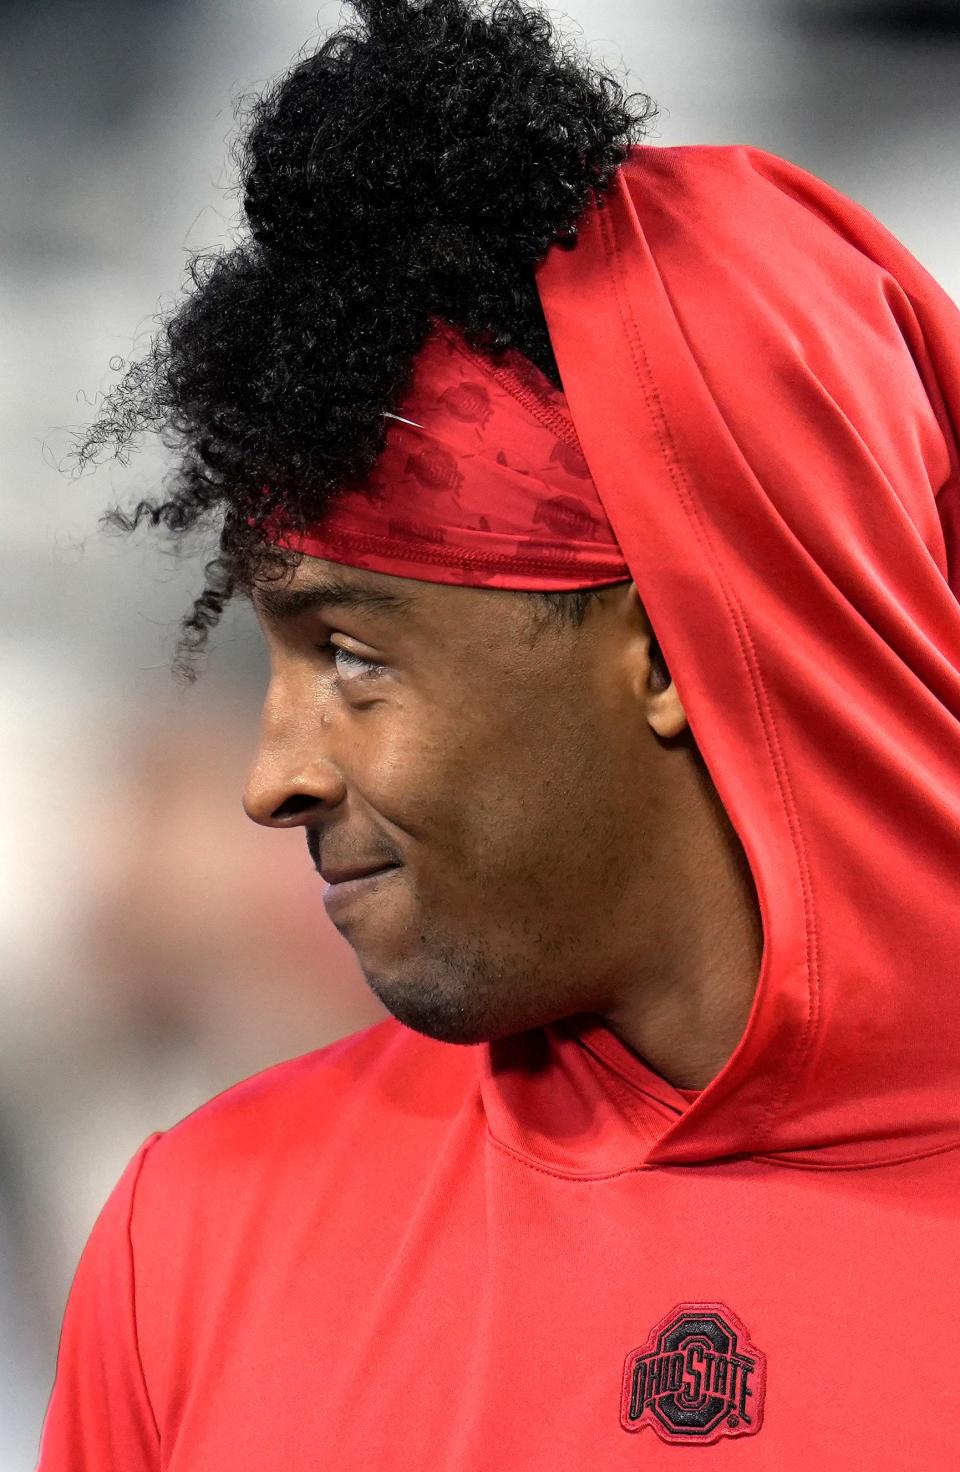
[243,557,677,1045]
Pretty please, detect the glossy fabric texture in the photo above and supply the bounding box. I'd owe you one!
[35,1019,960,1467]
[38,144,960,1468]
[535,142,960,1169]
[257,320,630,589]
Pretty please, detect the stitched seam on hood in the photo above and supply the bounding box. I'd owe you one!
[599,171,824,1158]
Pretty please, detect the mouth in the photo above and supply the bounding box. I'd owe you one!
[321,863,402,915]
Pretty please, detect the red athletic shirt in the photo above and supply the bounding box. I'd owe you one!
[35,1015,960,1466]
[38,143,960,1465]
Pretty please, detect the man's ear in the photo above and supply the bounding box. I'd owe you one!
[645,632,688,740]
[623,583,688,740]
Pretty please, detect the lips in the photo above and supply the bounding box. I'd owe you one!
[320,861,402,920]
[320,861,400,886]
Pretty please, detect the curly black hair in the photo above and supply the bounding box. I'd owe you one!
[76,0,659,681]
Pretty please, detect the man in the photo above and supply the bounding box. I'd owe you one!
[38,0,960,1465]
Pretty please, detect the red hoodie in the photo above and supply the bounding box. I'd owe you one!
[37,144,960,1467]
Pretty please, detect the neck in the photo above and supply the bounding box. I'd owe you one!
[600,745,764,1092]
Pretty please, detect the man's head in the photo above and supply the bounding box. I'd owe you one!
[243,558,714,1045]
[73,0,658,682]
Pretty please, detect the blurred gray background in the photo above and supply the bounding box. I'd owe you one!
[4,1,959,1466]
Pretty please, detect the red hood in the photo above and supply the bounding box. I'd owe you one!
[532,143,960,1169]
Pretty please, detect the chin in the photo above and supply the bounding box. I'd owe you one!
[358,957,521,1047]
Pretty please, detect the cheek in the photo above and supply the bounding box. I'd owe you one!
[340,701,516,885]
[340,677,627,911]
[341,708,459,837]
[439,704,617,901]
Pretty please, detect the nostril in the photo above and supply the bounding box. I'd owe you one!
[272,793,321,822]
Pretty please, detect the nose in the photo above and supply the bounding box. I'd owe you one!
[241,680,347,829]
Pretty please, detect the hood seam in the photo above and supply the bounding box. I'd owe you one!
[598,170,825,1160]
[486,1121,960,1181]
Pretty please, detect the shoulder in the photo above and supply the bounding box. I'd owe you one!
[133,1016,478,1207]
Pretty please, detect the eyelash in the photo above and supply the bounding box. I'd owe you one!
[317,638,386,681]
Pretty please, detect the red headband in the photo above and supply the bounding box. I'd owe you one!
[254,319,629,589]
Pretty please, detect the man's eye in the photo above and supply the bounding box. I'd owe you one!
[317,639,386,680]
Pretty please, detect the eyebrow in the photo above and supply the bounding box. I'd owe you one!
[250,576,415,625]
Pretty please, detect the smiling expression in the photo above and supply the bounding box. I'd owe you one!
[242,557,677,1045]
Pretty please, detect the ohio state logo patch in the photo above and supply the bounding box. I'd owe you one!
[620,1302,766,1445]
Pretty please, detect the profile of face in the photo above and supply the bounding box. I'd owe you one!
[243,557,702,1047]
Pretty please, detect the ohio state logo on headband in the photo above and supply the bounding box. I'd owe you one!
[620,1302,766,1444]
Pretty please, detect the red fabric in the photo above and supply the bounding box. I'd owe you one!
[257,320,629,589]
[34,1019,960,1468]
[38,143,960,1467]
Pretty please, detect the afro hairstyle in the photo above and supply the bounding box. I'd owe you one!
[76,0,659,680]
